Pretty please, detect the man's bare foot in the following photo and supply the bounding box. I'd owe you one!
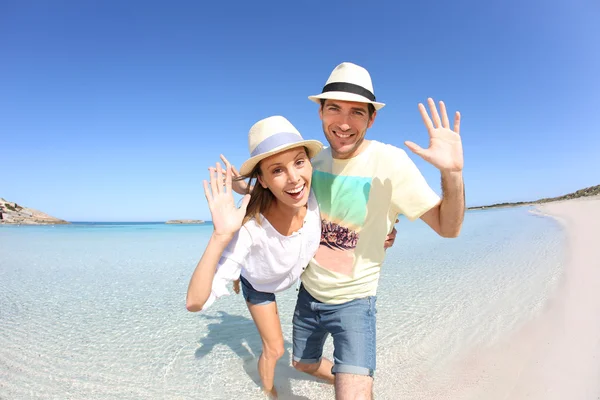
[263,386,278,399]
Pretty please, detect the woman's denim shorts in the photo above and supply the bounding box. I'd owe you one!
[240,275,276,306]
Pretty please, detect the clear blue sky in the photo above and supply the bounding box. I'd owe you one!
[2,0,599,222]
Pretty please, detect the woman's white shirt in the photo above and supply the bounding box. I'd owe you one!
[201,190,320,310]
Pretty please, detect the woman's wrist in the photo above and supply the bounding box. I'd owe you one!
[210,232,235,246]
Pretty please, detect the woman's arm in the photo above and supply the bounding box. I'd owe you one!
[186,162,250,312]
[186,233,235,311]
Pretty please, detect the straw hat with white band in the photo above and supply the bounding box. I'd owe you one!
[239,116,323,176]
[308,62,386,110]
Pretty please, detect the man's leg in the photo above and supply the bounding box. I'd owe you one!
[324,296,377,400]
[291,285,334,384]
[292,358,334,384]
[334,374,373,400]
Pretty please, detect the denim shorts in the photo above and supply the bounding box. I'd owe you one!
[240,276,276,306]
[292,284,377,377]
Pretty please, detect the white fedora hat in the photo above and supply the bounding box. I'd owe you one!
[239,116,323,176]
[308,62,385,110]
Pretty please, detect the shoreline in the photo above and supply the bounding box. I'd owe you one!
[514,197,600,398]
[467,186,600,211]
[443,196,600,399]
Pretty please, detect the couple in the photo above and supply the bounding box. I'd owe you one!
[187,62,466,399]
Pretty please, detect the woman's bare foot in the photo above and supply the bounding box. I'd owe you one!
[263,386,278,399]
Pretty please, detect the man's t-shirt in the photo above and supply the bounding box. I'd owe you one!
[301,140,441,304]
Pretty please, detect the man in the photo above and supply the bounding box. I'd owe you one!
[290,62,465,399]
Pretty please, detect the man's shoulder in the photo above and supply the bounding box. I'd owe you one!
[311,141,412,168]
[311,147,332,172]
[368,140,405,153]
[312,147,332,162]
[367,140,410,161]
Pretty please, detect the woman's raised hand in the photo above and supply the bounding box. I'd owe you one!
[203,162,251,239]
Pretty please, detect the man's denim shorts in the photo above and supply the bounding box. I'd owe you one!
[240,275,276,306]
[292,284,377,377]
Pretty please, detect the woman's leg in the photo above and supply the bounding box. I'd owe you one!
[247,301,285,398]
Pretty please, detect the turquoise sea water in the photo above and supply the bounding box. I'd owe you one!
[0,207,564,399]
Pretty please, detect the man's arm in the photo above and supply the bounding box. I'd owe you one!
[404,98,465,238]
[421,171,465,238]
[220,154,252,194]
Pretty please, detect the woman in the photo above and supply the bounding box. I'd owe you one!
[186,115,323,398]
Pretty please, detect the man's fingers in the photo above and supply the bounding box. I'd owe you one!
[220,154,240,176]
[384,236,395,249]
[454,111,461,135]
[216,162,224,194]
[239,194,251,212]
[225,165,232,195]
[440,101,450,129]
[219,154,230,167]
[428,98,442,128]
[384,226,398,250]
[418,103,434,132]
[387,227,397,240]
[405,140,425,156]
[209,167,218,197]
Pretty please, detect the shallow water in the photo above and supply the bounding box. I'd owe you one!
[0,207,564,399]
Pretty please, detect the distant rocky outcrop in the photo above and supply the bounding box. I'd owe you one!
[469,184,600,210]
[165,219,205,224]
[0,198,69,225]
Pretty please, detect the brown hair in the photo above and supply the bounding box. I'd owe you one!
[236,164,273,226]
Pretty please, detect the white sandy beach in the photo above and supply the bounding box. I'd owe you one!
[440,196,600,399]
[512,197,600,399]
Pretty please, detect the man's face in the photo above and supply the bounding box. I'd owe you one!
[319,99,376,160]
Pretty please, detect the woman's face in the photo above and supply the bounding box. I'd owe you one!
[257,146,312,209]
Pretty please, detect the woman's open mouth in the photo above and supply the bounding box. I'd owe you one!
[285,184,305,200]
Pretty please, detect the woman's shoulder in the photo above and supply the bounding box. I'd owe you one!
[241,216,270,239]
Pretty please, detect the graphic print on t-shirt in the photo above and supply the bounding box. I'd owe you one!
[311,170,371,276]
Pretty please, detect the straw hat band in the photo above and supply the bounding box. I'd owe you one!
[239,115,323,176]
[322,82,376,102]
[308,62,385,110]
[250,132,305,157]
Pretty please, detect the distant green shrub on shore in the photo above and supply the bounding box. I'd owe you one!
[469,184,600,210]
